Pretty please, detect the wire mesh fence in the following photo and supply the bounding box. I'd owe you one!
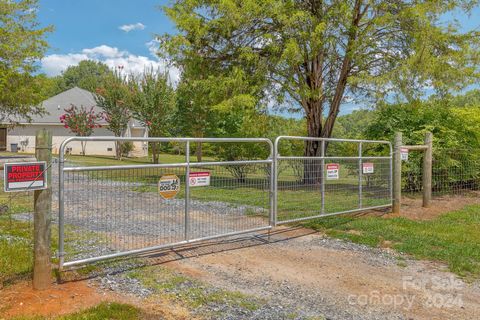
[274,137,392,224]
[58,138,273,267]
[401,149,480,197]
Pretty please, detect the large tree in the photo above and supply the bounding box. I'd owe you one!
[161,0,480,158]
[0,0,52,123]
[53,60,112,94]
[129,69,175,163]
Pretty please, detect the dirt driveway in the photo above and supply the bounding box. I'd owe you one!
[143,226,480,320]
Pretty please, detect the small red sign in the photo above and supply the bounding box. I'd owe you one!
[4,162,47,192]
[326,164,339,170]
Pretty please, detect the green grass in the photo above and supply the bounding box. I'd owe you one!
[11,302,142,320]
[128,266,260,312]
[0,217,33,286]
[303,204,480,279]
[65,153,213,166]
[0,191,34,214]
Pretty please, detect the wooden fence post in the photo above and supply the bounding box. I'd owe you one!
[33,129,52,290]
[393,132,402,214]
[422,132,433,208]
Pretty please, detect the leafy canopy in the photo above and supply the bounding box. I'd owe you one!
[160,0,480,152]
[0,0,52,123]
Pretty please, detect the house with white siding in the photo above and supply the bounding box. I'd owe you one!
[1,87,148,156]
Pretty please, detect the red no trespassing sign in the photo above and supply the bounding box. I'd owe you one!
[4,162,47,192]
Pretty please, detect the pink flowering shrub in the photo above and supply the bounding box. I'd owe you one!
[60,104,104,155]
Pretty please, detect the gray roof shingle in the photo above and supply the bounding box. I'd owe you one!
[20,87,142,127]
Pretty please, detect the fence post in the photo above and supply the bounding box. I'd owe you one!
[393,132,402,214]
[184,141,190,241]
[33,129,52,290]
[422,132,433,207]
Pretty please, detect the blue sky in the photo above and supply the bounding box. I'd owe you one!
[38,0,175,77]
[37,0,480,115]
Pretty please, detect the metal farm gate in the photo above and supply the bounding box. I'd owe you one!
[57,136,392,269]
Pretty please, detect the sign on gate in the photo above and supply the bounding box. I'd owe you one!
[326,163,340,180]
[4,162,47,192]
[158,174,180,199]
[401,148,409,161]
[362,162,374,174]
[189,172,211,187]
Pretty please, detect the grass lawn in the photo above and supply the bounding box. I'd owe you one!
[303,204,480,279]
[10,302,142,320]
[0,217,34,286]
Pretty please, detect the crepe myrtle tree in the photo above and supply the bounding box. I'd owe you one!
[128,69,175,164]
[95,70,131,160]
[59,104,104,155]
[160,0,480,183]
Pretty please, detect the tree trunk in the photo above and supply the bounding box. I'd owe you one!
[196,142,202,162]
[115,141,121,160]
[151,142,159,164]
[303,99,323,185]
[195,129,203,162]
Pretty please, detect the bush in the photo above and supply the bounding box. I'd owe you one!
[120,141,134,157]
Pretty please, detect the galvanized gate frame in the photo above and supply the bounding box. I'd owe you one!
[58,137,274,268]
[273,136,393,225]
[58,136,392,269]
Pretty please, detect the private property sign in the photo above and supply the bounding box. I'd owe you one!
[4,162,47,192]
[189,172,211,187]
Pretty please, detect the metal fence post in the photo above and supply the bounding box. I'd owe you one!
[33,129,52,290]
[185,141,190,240]
[321,140,326,214]
[58,138,67,270]
[358,142,363,209]
[392,132,402,214]
[423,132,433,207]
[271,142,276,227]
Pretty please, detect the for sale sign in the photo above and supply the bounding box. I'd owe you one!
[189,172,211,187]
[326,163,340,180]
[362,162,374,174]
[158,174,180,199]
[401,148,409,161]
[4,162,47,192]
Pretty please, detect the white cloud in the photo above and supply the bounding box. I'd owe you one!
[82,45,123,58]
[41,53,89,76]
[118,22,146,32]
[146,39,160,58]
[41,44,180,84]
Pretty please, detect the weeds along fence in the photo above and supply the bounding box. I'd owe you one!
[402,149,480,197]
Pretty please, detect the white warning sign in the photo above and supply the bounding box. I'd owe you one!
[362,162,374,174]
[401,148,409,161]
[326,163,340,180]
[189,172,211,187]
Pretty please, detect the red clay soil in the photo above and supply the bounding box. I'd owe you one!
[0,280,119,318]
[362,193,480,221]
[395,193,480,220]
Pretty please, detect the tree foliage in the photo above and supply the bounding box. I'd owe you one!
[160,0,480,158]
[129,69,176,163]
[94,72,131,159]
[59,104,104,155]
[0,0,52,123]
[53,60,113,94]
